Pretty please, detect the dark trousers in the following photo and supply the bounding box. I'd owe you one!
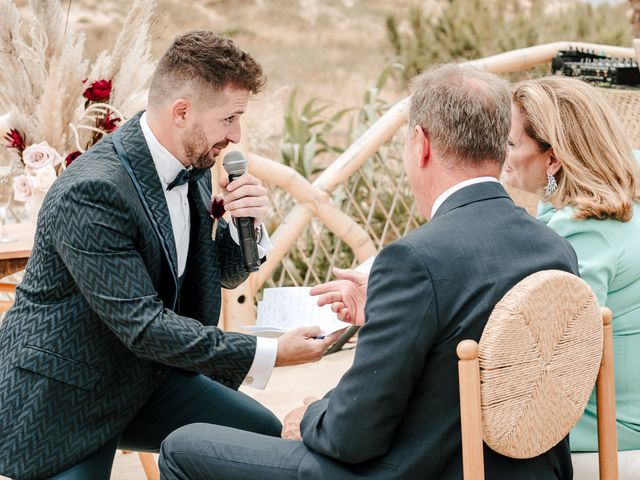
[49,368,282,479]
[159,424,309,480]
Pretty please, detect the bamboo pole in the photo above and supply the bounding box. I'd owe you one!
[313,100,409,193]
[469,41,635,74]
[249,153,377,284]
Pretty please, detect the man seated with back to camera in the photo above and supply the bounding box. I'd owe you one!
[158,63,578,480]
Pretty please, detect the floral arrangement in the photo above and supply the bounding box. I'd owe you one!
[0,0,157,208]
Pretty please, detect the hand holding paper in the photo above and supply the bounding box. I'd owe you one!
[244,287,351,337]
[275,327,345,367]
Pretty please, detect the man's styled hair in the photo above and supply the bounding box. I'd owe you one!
[512,76,640,221]
[409,64,511,168]
[148,30,266,106]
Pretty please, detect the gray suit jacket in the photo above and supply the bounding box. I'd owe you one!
[0,114,257,479]
[299,182,578,479]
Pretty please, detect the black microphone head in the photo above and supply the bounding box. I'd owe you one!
[223,151,247,177]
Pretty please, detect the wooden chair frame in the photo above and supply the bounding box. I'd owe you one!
[457,307,617,480]
[137,452,159,480]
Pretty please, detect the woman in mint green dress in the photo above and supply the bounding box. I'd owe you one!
[504,75,640,451]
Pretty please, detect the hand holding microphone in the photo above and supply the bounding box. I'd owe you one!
[222,151,269,272]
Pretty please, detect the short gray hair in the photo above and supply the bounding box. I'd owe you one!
[409,64,511,168]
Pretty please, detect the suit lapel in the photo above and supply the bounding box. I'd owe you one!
[188,174,213,236]
[112,114,179,302]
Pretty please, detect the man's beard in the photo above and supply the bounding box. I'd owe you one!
[184,122,228,169]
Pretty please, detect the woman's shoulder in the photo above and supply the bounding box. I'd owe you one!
[542,202,640,245]
[536,202,580,232]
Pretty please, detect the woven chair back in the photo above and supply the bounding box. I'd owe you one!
[479,270,602,458]
[600,88,640,149]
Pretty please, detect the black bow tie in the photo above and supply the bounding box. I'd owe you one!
[166,168,207,191]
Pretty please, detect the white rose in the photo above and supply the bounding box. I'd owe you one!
[23,141,63,171]
[33,166,57,191]
[13,174,34,202]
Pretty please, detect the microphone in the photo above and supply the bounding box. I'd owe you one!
[222,151,261,273]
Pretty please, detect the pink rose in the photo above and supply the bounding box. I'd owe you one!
[13,174,34,202]
[33,167,57,191]
[22,142,63,171]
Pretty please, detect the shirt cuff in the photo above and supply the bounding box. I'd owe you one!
[242,336,277,390]
[228,222,273,259]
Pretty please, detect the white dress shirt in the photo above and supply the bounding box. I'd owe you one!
[140,112,277,389]
[430,176,500,219]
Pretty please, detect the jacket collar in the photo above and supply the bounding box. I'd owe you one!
[431,181,512,220]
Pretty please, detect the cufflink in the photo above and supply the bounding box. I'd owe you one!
[244,375,254,385]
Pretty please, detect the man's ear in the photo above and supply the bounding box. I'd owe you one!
[171,99,191,128]
[547,148,561,175]
[416,125,431,168]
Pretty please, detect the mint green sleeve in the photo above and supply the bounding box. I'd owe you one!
[547,215,616,306]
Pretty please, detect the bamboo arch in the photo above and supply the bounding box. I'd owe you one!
[221,41,639,331]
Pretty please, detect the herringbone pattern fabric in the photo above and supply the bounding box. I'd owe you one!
[0,114,256,479]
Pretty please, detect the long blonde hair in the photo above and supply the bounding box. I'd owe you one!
[512,76,640,221]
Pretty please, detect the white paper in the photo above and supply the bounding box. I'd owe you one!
[244,287,351,338]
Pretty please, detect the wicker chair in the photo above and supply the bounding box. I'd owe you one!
[457,270,618,480]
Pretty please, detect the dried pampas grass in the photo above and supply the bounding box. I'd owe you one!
[0,0,41,116]
[1,0,156,156]
[78,0,157,148]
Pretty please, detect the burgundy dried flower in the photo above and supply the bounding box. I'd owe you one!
[101,110,121,133]
[83,79,112,102]
[4,129,26,152]
[65,151,82,167]
[210,198,225,219]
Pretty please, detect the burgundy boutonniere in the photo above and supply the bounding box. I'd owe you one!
[210,197,225,240]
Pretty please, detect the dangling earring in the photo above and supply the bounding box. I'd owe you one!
[545,171,557,197]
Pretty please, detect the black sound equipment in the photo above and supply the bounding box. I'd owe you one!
[551,47,640,89]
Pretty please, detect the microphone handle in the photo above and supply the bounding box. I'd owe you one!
[228,173,261,273]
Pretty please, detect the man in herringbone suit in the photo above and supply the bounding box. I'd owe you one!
[159,65,577,479]
[0,31,339,479]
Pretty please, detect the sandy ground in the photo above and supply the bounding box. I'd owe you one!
[109,347,356,479]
